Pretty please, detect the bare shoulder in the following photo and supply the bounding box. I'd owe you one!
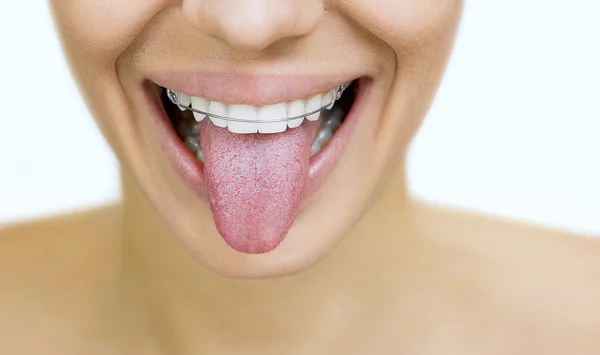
[0,205,123,262]
[412,200,600,269]
[410,201,600,353]
[0,204,122,239]
[0,205,125,353]
[0,204,124,290]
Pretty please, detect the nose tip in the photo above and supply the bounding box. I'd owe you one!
[182,0,324,52]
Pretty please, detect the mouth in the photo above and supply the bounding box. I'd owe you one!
[145,75,368,254]
[162,80,358,161]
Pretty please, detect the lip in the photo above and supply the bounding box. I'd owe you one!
[149,72,359,106]
[145,76,372,203]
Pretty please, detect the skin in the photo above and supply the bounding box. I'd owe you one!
[1,0,600,353]
[47,0,464,277]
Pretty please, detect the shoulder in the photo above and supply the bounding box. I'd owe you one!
[411,200,600,267]
[0,206,124,352]
[0,204,123,285]
[0,205,122,241]
[0,206,123,275]
[410,201,600,353]
[0,205,122,251]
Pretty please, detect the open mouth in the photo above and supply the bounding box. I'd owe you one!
[160,80,359,163]
[146,75,367,254]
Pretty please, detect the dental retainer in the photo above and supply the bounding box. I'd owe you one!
[166,83,351,123]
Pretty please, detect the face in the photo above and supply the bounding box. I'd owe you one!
[50,0,462,277]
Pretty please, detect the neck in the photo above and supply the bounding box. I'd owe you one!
[121,167,417,352]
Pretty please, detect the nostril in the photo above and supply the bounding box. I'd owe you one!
[218,25,284,53]
[182,0,324,53]
[218,9,296,51]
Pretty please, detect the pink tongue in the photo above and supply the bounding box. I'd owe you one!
[200,121,317,254]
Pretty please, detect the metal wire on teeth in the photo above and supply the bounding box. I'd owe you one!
[166,83,351,123]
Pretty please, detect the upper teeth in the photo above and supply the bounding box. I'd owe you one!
[168,85,348,134]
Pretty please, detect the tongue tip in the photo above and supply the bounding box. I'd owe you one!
[215,217,294,254]
[221,231,287,254]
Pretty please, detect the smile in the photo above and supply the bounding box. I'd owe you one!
[168,82,349,124]
[162,81,357,162]
[145,74,371,254]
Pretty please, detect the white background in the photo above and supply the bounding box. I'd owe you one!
[1,2,599,236]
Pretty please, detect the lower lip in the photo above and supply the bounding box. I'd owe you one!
[145,78,371,201]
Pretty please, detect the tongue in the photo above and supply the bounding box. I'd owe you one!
[200,121,317,254]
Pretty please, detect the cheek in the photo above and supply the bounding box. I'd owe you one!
[48,0,176,160]
[49,0,175,69]
[338,0,463,52]
[333,0,463,176]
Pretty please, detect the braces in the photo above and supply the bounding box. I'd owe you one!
[166,83,351,123]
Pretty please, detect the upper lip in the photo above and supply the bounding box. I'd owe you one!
[149,72,359,106]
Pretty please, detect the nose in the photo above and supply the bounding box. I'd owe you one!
[182,0,324,52]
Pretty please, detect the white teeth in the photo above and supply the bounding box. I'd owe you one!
[193,112,206,122]
[208,101,227,128]
[191,96,209,122]
[287,100,305,128]
[258,104,288,133]
[196,149,204,162]
[322,90,335,110]
[171,84,344,134]
[228,105,258,134]
[306,94,322,121]
[315,127,333,144]
[179,94,192,110]
[184,136,200,152]
[311,141,322,156]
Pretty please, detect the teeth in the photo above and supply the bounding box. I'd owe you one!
[311,141,322,156]
[305,94,322,121]
[287,100,305,129]
[322,90,335,110]
[176,119,198,138]
[228,105,258,134]
[179,94,192,110]
[314,126,333,144]
[258,104,288,133]
[191,96,209,122]
[184,136,201,152]
[208,101,228,128]
[169,84,348,134]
